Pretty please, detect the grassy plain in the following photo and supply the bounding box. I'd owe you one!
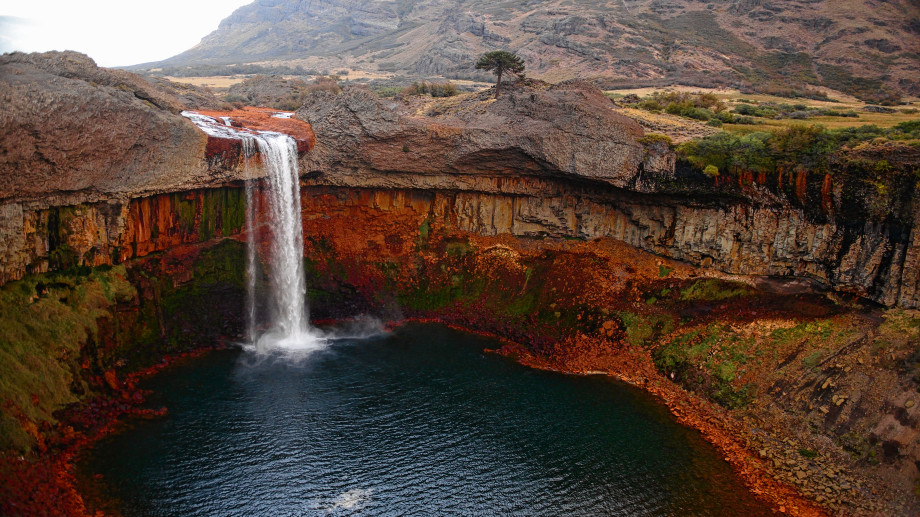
[607,86,920,135]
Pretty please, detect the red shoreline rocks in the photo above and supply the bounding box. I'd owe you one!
[0,318,834,517]
[0,345,228,517]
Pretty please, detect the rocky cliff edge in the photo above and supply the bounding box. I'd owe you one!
[0,52,229,206]
[296,81,675,191]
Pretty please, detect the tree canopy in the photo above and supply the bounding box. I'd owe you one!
[475,51,525,98]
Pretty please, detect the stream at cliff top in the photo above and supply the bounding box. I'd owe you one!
[79,323,772,516]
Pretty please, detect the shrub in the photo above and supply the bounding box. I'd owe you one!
[374,86,403,98]
[734,103,759,116]
[638,133,674,147]
[715,111,735,123]
[640,99,663,112]
[402,81,459,98]
[429,82,459,97]
[306,76,341,95]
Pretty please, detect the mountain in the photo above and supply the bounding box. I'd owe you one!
[141,0,920,101]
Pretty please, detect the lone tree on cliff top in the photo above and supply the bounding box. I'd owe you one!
[475,51,525,99]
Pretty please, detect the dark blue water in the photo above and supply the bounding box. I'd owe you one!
[80,323,771,516]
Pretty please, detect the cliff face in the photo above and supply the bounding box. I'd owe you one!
[295,85,920,309]
[1,56,917,308]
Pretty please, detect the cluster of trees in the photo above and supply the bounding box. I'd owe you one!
[679,121,920,178]
[733,102,858,120]
[627,93,865,127]
[636,91,727,121]
[401,81,460,98]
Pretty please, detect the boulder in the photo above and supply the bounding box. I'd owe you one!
[296,81,675,191]
[0,51,209,204]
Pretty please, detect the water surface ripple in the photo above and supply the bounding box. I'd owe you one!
[82,323,771,516]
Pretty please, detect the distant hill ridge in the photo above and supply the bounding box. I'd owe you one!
[138,0,920,102]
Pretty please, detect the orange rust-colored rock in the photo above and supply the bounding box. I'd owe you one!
[821,173,833,214]
[197,107,316,155]
[492,336,829,517]
[795,169,809,202]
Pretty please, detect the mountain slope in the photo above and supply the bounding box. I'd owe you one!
[143,0,920,100]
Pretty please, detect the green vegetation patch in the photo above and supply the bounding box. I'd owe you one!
[653,323,756,408]
[402,81,459,98]
[678,122,920,211]
[618,311,676,347]
[0,267,136,452]
[680,278,754,302]
[200,188,246,241]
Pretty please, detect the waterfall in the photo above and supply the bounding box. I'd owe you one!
[248,132,320,351]
[182,111,324,353]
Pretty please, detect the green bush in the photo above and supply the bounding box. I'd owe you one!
[402,81,459,98]
[716,111,735,123]
[734,103,759,116]
[640,91,726,120]
[374,86,403,98]
[638,133,674,147]
[680,278,753,301]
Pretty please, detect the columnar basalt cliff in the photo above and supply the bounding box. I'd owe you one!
[296,84,920,309]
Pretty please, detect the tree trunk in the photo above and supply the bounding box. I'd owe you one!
[495,69,503,99]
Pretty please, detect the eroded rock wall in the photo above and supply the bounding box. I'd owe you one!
[0,188,247,284]
[293,181,920,308]
[2,182,918,308]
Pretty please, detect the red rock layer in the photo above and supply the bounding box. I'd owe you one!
[196,107,316,157]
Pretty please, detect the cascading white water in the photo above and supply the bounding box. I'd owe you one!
[182,111,324,353]
[242,137,259,346]
[249,132,320,351]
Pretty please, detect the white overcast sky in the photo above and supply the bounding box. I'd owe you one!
[1,1,253,67]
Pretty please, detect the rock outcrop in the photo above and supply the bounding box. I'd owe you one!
[0,53,314,283]
[297,81,674,190]
[0,51,208,205]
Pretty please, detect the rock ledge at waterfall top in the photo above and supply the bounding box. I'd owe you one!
[192,107,316,158]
